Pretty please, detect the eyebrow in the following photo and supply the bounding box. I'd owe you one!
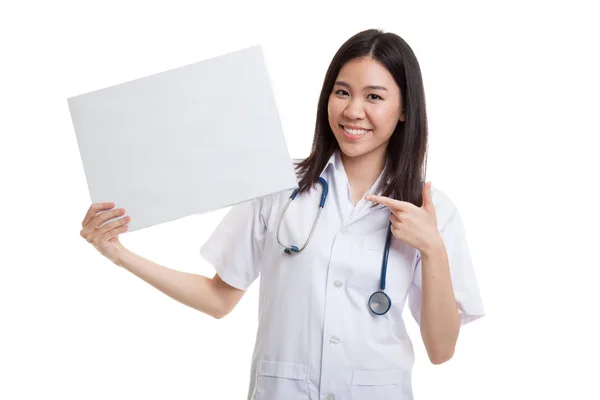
[334,80,388,91]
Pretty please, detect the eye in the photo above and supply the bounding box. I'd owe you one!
[368,94,383,100]
[335,89,349,97]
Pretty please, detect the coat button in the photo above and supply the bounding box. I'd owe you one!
[333,280,343,288]
[329,336,340,345]
[325,395,335,400]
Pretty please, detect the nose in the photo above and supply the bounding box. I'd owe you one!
[343,98,366,120]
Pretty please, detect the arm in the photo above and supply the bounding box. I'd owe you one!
[419,240,461,365]
[116,249,244,319]
[366,187,461,364]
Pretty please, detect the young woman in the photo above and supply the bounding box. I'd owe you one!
[80,29,484,400]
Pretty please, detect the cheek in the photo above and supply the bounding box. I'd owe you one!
[327,99,335,122]
[369,105,401,129]
[328,97,342,118]
[327,100,340,132]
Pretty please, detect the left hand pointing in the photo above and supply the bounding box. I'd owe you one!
[366,182,442,254]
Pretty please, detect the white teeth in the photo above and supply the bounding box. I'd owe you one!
[344,127,370,135]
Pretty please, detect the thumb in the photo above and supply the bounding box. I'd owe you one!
[422,181,433,209]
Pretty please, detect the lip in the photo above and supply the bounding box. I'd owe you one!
[344,125,372,130]
[340,125,372,141]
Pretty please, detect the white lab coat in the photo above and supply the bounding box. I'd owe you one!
[201,150,485,400]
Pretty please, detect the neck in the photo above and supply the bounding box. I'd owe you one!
[340,147,386,194]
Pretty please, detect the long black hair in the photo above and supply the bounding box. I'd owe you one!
[295,29,428,207]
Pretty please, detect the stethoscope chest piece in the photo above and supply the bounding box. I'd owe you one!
[368,290,391,315]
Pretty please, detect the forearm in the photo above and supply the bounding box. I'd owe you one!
[419,240,460,364]
[115,249,225,318]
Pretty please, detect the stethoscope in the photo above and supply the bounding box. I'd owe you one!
[276,177,394,316]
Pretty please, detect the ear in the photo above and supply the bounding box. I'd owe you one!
[399,110,406,122]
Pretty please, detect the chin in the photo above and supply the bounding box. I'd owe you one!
[338,144,370,158]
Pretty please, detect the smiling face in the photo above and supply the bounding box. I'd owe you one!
[327,56,405,164]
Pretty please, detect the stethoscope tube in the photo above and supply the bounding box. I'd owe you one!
[276,177,393,315]
[368,221,393,315]
[276,177,328,254]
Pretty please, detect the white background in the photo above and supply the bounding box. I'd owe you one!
[1,0,599,399]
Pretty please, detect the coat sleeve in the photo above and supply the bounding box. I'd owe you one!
[200,196,269,291]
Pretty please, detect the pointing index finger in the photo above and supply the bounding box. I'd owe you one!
[366,195,415,212]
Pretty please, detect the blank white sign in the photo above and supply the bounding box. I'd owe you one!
[68,45,297,232]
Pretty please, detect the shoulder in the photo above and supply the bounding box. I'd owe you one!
[259,188,294,207]
[430,185,461,231]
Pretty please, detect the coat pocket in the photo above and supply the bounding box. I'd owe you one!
[255,360,309,400]
[351,368,407,400]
